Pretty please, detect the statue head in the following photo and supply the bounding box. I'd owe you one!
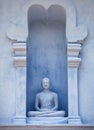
[42,77,50,90]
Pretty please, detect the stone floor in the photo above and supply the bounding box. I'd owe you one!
[0,125,94,130]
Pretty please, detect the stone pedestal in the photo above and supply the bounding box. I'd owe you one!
[27,117,68,124]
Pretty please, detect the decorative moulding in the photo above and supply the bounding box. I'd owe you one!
[13,42,81,68]
[13,43,26,56]
[68,57,81,68]
[68,44,81,57]
[14,57,26,67]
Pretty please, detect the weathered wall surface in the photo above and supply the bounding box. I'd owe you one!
[0,1,16,123]
[0,0,94,124]
[72,0,94,124]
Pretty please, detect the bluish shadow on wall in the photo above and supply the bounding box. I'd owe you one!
[26,21,68,116]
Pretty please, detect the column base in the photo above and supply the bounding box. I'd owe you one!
[13,116,26,124]
[68,116,81,124]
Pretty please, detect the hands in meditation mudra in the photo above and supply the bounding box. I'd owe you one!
[28,77,65,117]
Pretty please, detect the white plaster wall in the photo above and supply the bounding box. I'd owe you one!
[0,0,22,123]
[72,0,94,124]
[0,0,94,124]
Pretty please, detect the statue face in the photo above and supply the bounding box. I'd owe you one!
[42,78,50,89]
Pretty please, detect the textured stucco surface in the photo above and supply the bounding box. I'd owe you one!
[0,0,94,124]
[72,0,94,124]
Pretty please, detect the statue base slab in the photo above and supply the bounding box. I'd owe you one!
[27,117,68,124]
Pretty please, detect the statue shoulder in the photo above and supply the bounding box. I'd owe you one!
[50,91,58,97]
[36,92,43,98]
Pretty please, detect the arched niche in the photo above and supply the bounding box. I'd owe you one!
[10,0,88,124]
[27,4,68,116]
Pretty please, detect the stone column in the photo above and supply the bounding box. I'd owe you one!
[13,42,26,124]
[68,43,82,124]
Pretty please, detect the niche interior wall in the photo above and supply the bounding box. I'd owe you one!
[26,5,68,116]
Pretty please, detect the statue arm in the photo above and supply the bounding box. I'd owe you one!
[35,95,41,111]
[51,94,58,110]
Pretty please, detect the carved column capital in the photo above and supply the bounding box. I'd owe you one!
[13,42,26,67]
[67,43,81,68]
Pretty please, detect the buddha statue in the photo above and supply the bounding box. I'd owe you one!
[28,77,65,117]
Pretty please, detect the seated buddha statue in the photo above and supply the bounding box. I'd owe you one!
[28,77,65,117]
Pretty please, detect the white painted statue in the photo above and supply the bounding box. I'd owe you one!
[28,77,65,117]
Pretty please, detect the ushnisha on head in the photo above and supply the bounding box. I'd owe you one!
[42,77,50,90]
